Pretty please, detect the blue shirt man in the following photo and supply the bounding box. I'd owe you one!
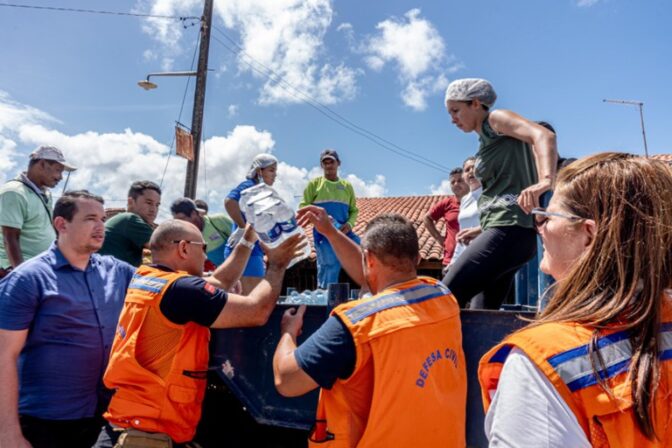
[0,191,135,448]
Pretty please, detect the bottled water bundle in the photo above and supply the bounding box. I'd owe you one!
[239,183,311,268]
[281,289,327,305]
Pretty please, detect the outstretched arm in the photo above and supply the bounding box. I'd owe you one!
[205,225,257,290]
[273,306,320,397]
[297,205,365,286]
[210,234,306,329]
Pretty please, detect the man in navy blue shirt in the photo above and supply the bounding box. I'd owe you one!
[0,191,136,448]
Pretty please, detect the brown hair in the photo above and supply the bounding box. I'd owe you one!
[534,152,672,438]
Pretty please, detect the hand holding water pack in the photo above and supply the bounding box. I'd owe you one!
[239,184,311,267]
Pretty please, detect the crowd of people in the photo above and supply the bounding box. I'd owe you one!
[0,77,670,447]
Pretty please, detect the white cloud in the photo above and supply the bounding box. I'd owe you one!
[227,104,239,117]
[138,0,359,105]
[217,0,359,105]
[215,62,228,79]
[0,91,56,133]
[0,92,385,217]
[345,173,386,197]
[362,9,462,111]
[336,23,352,33]
[0,90,59,183]
[577,0,600,6]
[143,49,158,61]
[136,0,201,51]
[430,179,453,196]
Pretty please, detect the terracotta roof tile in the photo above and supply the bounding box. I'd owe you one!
[105,207,126,219]
[302,195,451,262]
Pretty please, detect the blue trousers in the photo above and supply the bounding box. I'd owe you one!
[315,231,360,289]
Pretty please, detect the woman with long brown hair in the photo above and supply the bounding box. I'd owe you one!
[479,152,672,446]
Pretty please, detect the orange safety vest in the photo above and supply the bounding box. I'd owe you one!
[479,298,672,447]
[103,265,211,443]
[309,277,467,448]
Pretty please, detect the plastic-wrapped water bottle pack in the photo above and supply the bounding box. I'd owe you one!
[279,289,327,306]
[239,183,311,267]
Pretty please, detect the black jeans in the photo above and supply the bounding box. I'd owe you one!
[20,414,104,448]
[443,225,537,310]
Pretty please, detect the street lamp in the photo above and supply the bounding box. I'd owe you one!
[137,71,198,91]
[603,98,649,157]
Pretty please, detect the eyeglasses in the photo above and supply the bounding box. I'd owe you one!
[172,240,208,253]
[531,207,583,230]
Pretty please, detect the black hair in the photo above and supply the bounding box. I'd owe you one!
[449,167,464,177]
[53,190,104,222]
[536,121,556,134]
[362,214,419,269]
[128,180,161,200]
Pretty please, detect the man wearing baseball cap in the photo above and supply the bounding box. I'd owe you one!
[0,145,76,272]
[170,197,206,231]
[299,149,360,288]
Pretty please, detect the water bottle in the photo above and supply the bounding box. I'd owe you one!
[239,183,310,267]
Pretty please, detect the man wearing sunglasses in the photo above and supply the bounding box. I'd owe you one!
[94,219,304,447]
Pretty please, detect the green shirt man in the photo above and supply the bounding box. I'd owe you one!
[99,181,161,266]
[0,146,76,269]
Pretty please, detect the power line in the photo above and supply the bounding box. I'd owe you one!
[0,2,199,21]
[211,26,452,174]
[159,31,202,189]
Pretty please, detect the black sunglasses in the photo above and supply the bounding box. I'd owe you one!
[172,240,208,254]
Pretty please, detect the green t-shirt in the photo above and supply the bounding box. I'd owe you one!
[99,212,153,266]
[476,115,537,230]
[299,176,358,228]
[0,179,55,267]
[202,213,233,253]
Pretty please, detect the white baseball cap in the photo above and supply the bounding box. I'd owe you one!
[29,145,77,171]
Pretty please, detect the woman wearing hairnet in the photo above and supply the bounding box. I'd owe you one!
[224,153,279,294]
[442,78,557,309]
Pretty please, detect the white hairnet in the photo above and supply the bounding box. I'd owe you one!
[444,78,497,108]
[246,153,278,179]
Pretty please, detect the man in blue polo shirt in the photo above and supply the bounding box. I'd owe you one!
[0,191,135,448]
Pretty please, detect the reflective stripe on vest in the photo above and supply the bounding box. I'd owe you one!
[128,273,170,294]
[344,282,450,324]
[546,323,672,392]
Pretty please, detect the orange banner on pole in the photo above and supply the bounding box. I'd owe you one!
[175,125,194,161]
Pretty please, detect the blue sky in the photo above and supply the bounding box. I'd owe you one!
[0,0,669,219]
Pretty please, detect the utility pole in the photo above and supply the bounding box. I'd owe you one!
[603,98,649,158]
[184,0,214,198]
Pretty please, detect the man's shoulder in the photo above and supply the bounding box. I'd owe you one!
[106,212,150,229]
[0,180,29,198]
[92,253,136,275]
[105,212,132,226]
[438,196,458,205]
[430,196,458,211]
[334,278,448,325]
[208,213,233,225]
[8,248,58,278]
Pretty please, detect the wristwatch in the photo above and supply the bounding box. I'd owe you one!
[238,238,255,249]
